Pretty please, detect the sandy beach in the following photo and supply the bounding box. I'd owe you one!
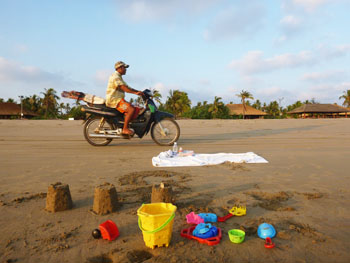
[0,119,349,263]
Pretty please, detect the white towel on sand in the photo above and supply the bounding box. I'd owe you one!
[152,150,268,167]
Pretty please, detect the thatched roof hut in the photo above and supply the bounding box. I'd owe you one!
[287,104,350,118]
[226,104,267,119]
[0,103,38,119]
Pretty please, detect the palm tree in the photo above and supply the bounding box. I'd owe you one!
[151,88,163,105]
[265,101,280,118]
[236,90,254,119]
[135,96,143,106]
[29,94,41,113]
[41,88,60,118]
[208,96,224,118]
[64,103,71,114]
[252,99,262,110]
[339,90,350,107]
[59,102,66,116]
[165,90,191,118]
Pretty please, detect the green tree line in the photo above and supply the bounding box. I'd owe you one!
[0,88,84,119]
[1,88,349,120]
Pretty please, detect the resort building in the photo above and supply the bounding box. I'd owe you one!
[0,102,37,119]
[226,104,267,119]
[287,104,350,118]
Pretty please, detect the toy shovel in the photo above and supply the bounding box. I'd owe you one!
[217,205,247,222]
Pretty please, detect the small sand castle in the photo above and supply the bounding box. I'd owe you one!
[92,182,119,215]
[45,182,73,212]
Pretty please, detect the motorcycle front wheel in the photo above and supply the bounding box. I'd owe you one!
[151,118,180,146]
[83,117,113,146]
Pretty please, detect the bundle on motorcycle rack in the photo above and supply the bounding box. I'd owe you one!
[61,91,105,104]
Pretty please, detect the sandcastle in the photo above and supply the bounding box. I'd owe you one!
[92,182,119,215]
[46,182,73,212]
[151,182,174,203]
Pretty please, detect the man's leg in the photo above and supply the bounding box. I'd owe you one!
[116,99,135,135]
[123,105,135,134]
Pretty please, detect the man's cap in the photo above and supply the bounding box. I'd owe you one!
[115,61,129,69]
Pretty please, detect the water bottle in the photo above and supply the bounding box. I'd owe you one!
[172,142,178,154]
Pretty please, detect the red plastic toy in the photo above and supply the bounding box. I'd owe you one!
[264,237,275,249]
[181,226,222,246]
[217,213,234,222]
[99,220,119,241]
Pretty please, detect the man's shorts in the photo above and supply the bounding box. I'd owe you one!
[116,98,131,113]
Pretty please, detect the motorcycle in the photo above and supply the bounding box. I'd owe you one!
[61,89,180,146]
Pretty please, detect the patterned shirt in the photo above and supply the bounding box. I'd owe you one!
[105,71,129,108]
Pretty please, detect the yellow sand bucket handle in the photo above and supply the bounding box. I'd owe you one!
[138,213,175,234]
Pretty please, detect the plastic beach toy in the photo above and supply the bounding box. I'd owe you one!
[198,213,217,223]
[228,229,245,244]
[229,205,247,216]
[193,223,212,235]
[99,220,119,241]
[92,229,102,239]
[137,203,177,249]
[264,237,275,249]
[192,224,218,239]
[257,223,276,239]
[181,226,222,246]
[218,205,246,222]
[186,212,204,224]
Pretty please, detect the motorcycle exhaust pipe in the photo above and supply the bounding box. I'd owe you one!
[88,134,122,139]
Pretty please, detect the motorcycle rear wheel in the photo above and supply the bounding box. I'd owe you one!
[84,117,113,146]
[151,118,180,146]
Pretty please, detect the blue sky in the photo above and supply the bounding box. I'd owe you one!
[1,0,349,107]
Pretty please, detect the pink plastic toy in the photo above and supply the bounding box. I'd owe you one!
[186,212,204,224]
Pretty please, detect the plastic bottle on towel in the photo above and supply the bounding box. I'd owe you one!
[172,142,178,155]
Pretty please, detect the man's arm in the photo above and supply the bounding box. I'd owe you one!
[119,85,143,96]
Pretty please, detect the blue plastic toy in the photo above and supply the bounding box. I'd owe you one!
[198,213,218,223]
[257,223,276,239]
[192,223,218,239]
[193,223,211,234]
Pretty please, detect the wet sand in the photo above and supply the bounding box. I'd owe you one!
[0,119,349,263]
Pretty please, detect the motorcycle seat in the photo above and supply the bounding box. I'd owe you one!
[82,104,123,117]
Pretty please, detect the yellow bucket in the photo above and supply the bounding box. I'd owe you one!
[137,202,177,249]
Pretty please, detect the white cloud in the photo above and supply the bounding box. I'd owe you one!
[229,44,350,75]
[275,14,304,44]
[291,0,333,12]
[0,57,62,84]
[198,79,211,86]
[301,70,347,83]
[117,0,221,22]
[13,44,28,53]
[94,69,113,86]
[278,0,345,43]
[204,2,265,41]
[229,50,316,75]
[280,14,303,33]
[257,86,283,97]
[297,82,350,103]
[152,82,168,96]
[320,44,350,59]
[151,82,184,100]
[0,57,84,99]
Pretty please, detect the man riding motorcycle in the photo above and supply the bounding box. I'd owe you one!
[106,61,144,135]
